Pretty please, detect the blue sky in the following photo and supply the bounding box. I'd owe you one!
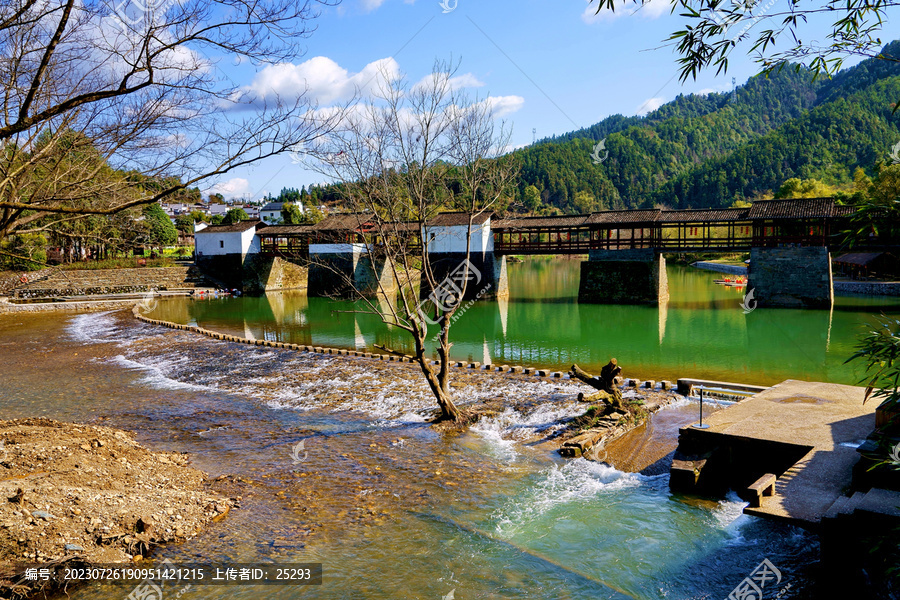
[204,0,845,202]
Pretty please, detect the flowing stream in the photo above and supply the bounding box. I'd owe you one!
[2,259,892,598]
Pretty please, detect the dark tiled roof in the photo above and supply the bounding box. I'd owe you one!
[747,198,841,220]
[196,220,262,233]
[313,213,373,231]
[833,252,885,266]
[657,208,750,223]
[492,214,591,229]
[832,204,857,218]
[261,202,284,212]
[258,225,315,235]
[585,209,661,225]
[426,212,492,227]
[385,222,420,233]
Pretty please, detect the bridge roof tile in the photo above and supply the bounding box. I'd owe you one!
[585,209,661,225]
[313,213,374,231]
[492,215,590,229]
[833,204,857,218]
[657,208,750,222]
[426,212,492,226]
[258,225,316,235]
[747,197,841,219]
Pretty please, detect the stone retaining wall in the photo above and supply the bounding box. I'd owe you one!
[692,262,748,275]
[0,267,57,295]
[834,281,900,296]
[13,267,212,299]
[0,299,140,314]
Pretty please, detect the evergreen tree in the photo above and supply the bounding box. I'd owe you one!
[142,203,177,250]
[223,207,250,224]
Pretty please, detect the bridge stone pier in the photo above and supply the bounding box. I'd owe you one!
[748,246,833,308]
[307,243,396,299]
[422,213,509,302]
[578,249,669,304]
[426,251,508,301]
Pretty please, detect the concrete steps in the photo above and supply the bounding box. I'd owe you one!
[824,488,900,520]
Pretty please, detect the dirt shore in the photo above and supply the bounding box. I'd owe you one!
[0,418,235,598]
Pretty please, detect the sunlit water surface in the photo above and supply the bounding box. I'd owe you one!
[148,259,899,387]
[3,258,887,598]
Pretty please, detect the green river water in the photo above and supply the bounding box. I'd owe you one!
[2,258,895,599]
[151,259,898,387]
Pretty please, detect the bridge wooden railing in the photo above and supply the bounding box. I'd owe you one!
[492,226,847,255]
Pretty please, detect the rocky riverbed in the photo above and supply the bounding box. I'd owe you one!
[0,418,234,598]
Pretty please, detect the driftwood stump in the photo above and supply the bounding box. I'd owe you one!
[571,360,624,410]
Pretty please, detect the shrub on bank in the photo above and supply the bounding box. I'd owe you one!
[0,233,48,271]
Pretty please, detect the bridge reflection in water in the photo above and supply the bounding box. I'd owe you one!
[145,260,893,386]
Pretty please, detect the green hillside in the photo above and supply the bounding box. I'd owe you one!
[513,41,900,213]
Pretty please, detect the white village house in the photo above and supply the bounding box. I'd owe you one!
[260,202,295,225]
[194,221,261,258]
[422,212,493,254]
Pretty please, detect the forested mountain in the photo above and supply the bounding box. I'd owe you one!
[512,41,900,212]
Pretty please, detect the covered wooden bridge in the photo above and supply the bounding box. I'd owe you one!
[492,198,856,255]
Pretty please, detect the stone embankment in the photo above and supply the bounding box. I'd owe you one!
[0,268,57,296]
[0,418,235,599]
[833,280,900,296]
[0,298,143,314]
[691,260,900,296]
[691,261,748,275]
[11,267,213,300]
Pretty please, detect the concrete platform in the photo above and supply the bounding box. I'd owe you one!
[671,379,877,528]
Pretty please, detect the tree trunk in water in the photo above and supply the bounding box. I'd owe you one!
[571,360,624,410]
[414,335,462,422]
[571,360,621,393]
[416,357,461,421]
[435,385,461,421]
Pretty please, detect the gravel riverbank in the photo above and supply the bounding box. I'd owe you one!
[0,419,234,598]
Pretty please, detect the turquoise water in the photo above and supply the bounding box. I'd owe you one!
[148,259,899,386]
[5,257,885,598]
[0,309,821,599]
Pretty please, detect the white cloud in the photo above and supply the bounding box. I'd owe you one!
[582,0,673,23]
[636,96,665,115]
[500,141,530,154]
[242,56,401,106]
[697,88,717,95]
[482,95,525,118]
[413,72,485,92]
[640,0,675,18]
[165,133,192,148]
[204,178,253,198]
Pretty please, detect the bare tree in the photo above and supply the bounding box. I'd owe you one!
[0,0,341,240]
[306,61,517,422]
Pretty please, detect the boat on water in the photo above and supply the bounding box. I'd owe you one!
[713,276,748,288]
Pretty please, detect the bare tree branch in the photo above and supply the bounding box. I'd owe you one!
[303,60,518,422]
